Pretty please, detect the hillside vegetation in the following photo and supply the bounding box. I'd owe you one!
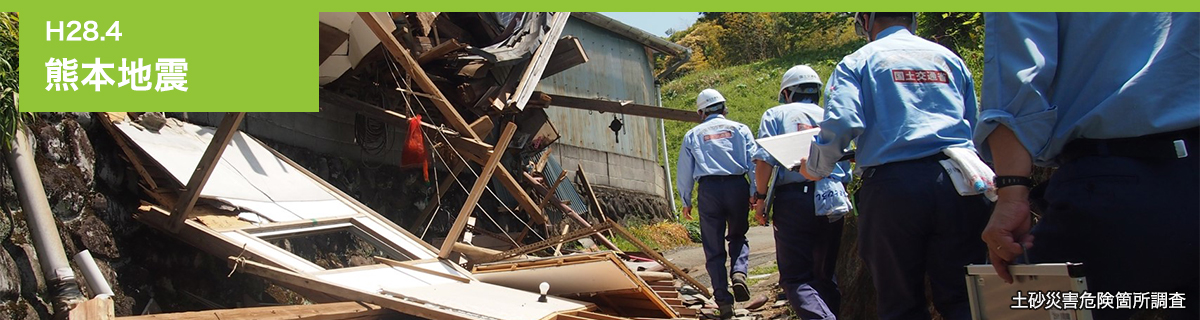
[656,12,984,215]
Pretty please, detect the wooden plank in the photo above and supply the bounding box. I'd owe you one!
[356,12,479,140]
[507,12,571,111]
[169,112,245,232]
[373,256,470,283]
[648,286,675,292]
[475,221,614,264]
[68,296,113,320]
[575,165,613,238]
[655,291,679,299]
[553,224,570,256]
[600,254,676,319]
[541,36,589,80]
[608,219,711,299]
[538,171,568,211]
[494,167,546,224]
[439,123,518,258]
[416,39,466,64]
[545,93,700,123]
[520,172,622,253]
[228,257,475,320]
[119,302,392,320]
[411,12,439,36]
[556,314,588,320]
[94,112,158,190]
[575,311,627,320]
[535,147,554,173]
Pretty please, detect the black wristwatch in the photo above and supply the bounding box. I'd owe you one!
[994,176,1034,189]
[754,192,767,200]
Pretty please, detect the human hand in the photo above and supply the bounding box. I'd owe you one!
[754,204,768,226]
[797,158,821,181]
[682,206,693,221]
[981,187,1035,283]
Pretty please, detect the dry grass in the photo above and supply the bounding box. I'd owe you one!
[610,220,693,252]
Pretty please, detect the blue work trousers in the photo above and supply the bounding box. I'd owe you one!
[856,155,991,320]
[772,182,843,320]
[698,174,752,304]
[1029,140,1198,320]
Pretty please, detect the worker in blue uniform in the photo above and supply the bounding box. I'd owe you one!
[978,13,1199,320]
[677,88,758,319]
[798,12,990,320]
[753,65,850,320]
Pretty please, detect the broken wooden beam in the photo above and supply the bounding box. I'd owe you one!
[520,172,622,253]
[504,11,568,112]
[608,219,711,299]
[506,12,571,111]
[541,36,589,79]
[357,12,479,140]
[538,171,569,211]
[575,164,614,238]
[439,122,518,259]
[67,296,113,320]
[544,93,700,123]
[494,168,546,225]
[417,39,466,65]
[169,112,245,232]
[475,220,615,264]
[94,113,158,190]
[118,301,394,320]
[553,224,571,256]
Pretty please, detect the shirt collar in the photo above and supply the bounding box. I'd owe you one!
[703,114,725,122]
[876,26,911,40]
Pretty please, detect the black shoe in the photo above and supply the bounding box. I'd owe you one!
[731,272,750,302]
[718,302,734,320]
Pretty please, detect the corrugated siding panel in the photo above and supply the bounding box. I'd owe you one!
[537,18,659,161]
[544,157,589,218]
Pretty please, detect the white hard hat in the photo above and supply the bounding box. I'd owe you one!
[853,12,918,41]
[780,65,822,94]
[696,88,726,112]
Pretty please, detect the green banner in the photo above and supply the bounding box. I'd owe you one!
[18,3,312,111]
[8,1,1200,112]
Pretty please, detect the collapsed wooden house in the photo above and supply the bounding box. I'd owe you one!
[71,11,714,320]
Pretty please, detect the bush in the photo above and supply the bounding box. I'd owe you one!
[0,12,29,149]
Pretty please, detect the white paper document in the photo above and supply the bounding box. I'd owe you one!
[756,127,821,169]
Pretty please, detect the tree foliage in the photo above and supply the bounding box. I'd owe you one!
[1,12,30,149]
[659,12,860,80]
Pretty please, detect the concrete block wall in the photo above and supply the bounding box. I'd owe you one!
[552,144,668,199]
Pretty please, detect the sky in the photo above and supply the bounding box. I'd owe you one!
[598,12,700,37]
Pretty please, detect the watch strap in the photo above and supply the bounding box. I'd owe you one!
[994,176,1034,189]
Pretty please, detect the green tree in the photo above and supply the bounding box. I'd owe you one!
[0,12,30,148]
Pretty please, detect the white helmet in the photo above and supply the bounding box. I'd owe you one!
[780,65,822,94]
[696,88,726,112]
[854,12,918,41]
